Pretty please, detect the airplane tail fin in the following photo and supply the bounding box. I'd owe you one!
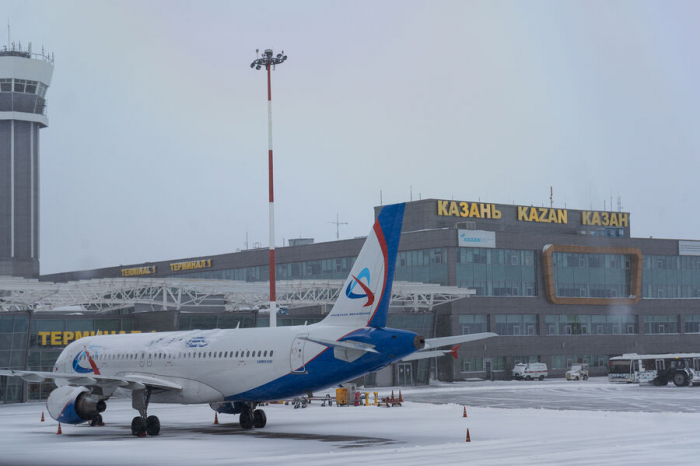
[322,203,405,328]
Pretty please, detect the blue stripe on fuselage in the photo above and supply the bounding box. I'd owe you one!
[226,327,418,401]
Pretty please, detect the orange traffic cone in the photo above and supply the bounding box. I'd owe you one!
[398,390,403,403]
[57,423,62,435]
[466,428,471,442]
[391,390,395,401]
[463,406,467,418]
[214,412,219,425]
[41,411,45,422]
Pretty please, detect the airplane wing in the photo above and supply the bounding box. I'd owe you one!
[300,336,379,353]
[423,332,498,349]
[0,369,182,391]
[399,332,498,362]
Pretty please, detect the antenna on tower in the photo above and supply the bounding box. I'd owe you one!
[550,186,553,209]
[617,194,623,212]
[328,214,348,241]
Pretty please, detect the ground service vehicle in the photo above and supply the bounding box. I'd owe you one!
[608,353,700,386]
[512,362,548,380]
[566,364,589,380]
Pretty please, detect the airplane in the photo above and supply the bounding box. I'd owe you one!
[0,203,496,436]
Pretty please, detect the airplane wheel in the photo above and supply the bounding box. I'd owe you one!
[131,416,146,436]
[253,409,267,428]
[89,414,102,427]
[239,410,253,430]
[146,415,160,436]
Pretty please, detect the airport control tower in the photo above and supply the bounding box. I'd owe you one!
[0,43,53,278]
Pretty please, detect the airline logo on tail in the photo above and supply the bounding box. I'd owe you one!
[345,268,375,307]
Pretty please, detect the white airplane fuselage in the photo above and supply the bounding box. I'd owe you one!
[55,323,421,405]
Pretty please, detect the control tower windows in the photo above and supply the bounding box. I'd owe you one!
[0,79,11,92]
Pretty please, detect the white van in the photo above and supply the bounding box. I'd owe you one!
[512,362,548,380]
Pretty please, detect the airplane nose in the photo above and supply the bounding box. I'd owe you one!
[414,335,425,350]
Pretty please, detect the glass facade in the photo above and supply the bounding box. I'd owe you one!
[0,313,30,403]
[395,248,448,285]
[494,315,538,336]
[461,357,483,372]
[545,315,637,335]
[173,257,357,282]
[179,314,256,330]
[644,315,679,334]
[459,315,488,334]
[456,248,536,297]
[387,313,434,383]
[551,354,610,369]
[512,355,540,367]
[551,252,632,298]
[686,315,700,333]
[642,255,700,298]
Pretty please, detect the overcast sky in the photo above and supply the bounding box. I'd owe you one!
[4,0,700,274]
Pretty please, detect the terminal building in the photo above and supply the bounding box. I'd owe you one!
[3,197,700,403]
[1,41,699,404]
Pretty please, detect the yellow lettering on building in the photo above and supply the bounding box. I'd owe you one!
[37,330,143,346]
[528,208,539,222]
[517,206,528,221]
[121,266,156,277]
[38,331,50,346]
[469,203,480,218]
[170,259,214,272]
[581,211,628,228]
[518,207,569,224]
[558,210,567,224]
[437,200,449,216]
[438,200,500,220]
[448,201,459,216]
[459,202,469,217]
[609,213,619,227]
[619,213,628,227]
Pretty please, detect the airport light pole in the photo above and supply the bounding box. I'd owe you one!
[251,49,288,327]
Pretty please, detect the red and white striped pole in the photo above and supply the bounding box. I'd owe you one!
[251,49,287,328]
[266,61,277,328]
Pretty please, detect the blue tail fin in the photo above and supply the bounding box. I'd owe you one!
[322,203,405,328]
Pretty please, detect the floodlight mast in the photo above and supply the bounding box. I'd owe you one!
[251,48,288,327]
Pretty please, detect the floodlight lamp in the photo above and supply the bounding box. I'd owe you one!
[250,63,255,68]
[283,56,287,60]
[277,54,282,58]
[256,65,261,70]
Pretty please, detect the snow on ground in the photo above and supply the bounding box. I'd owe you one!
[0,378,698,466]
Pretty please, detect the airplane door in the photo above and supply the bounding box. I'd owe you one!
[290,334,308,373]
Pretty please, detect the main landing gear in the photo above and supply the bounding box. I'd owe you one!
[239,403,267,430]
[131,387,160,437]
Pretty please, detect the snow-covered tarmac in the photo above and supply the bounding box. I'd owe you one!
[1,378,698,465]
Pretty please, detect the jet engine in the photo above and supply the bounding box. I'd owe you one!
[46,386,106,424]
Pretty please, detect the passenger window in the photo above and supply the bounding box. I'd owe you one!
[246,351,250,357]
[257,350,261,357]
[270,350,274,357]
[264,350,268,357]
[235,351,239,357]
